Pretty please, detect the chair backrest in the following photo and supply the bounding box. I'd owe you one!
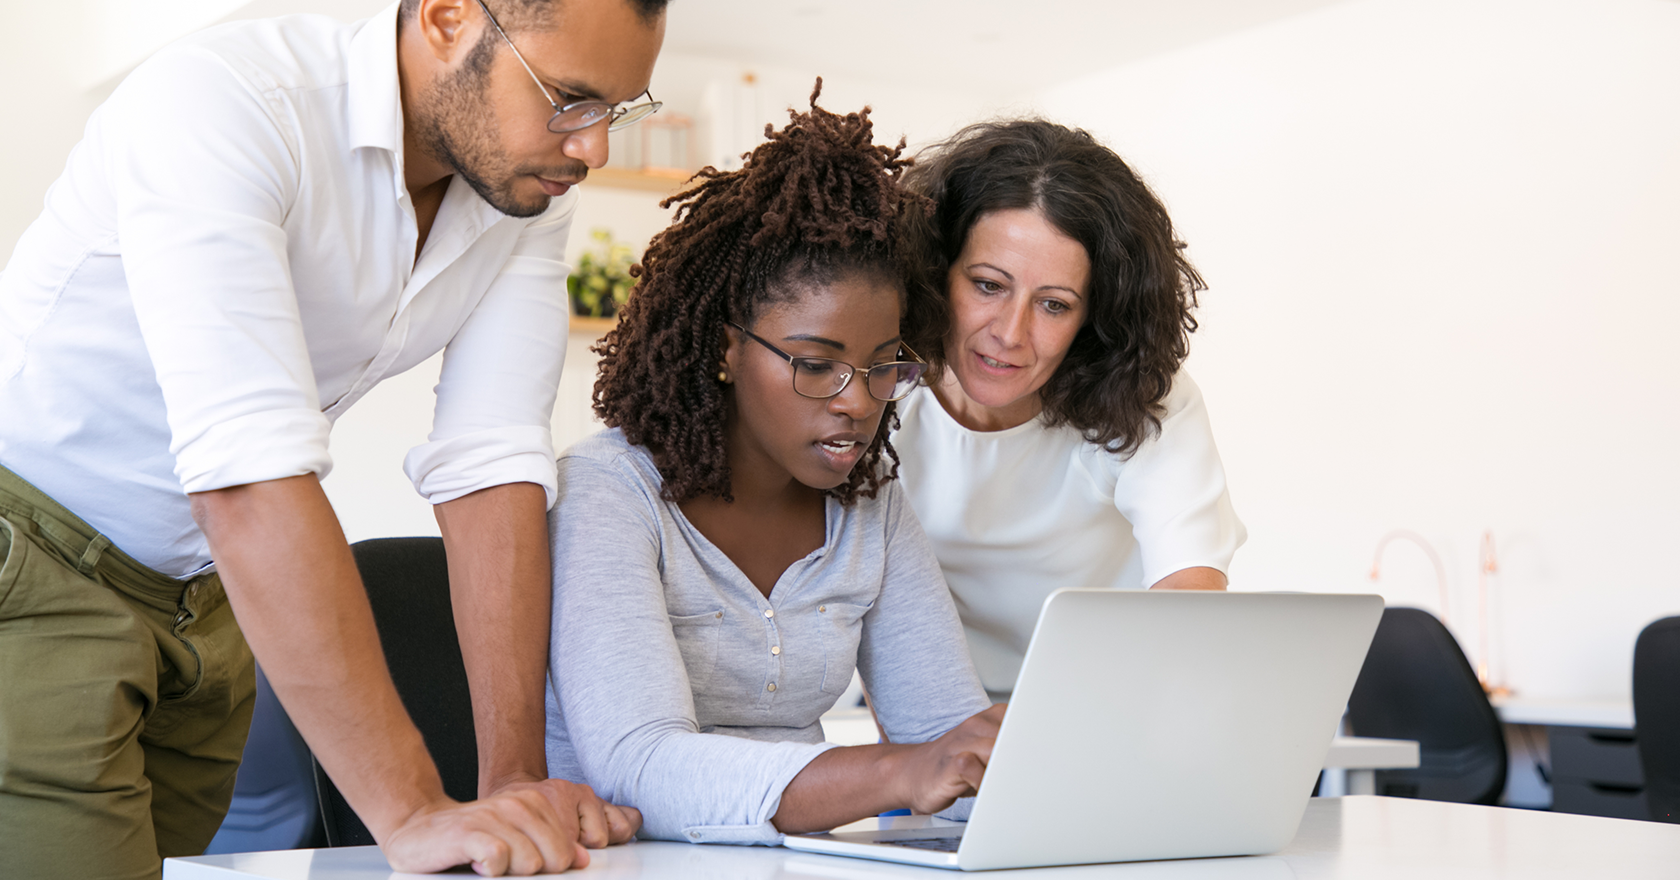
[1345,607,1507,804]
[204,665,324,853]
[314,537,479,845]
[1635,616,1680,823]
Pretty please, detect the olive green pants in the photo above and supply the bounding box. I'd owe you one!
[0,464,255,880]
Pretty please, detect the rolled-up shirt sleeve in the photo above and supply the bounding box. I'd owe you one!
[107,47,331,494]
[548,453,835,844]
[403,194,574,508]
[1101,371,1247,587]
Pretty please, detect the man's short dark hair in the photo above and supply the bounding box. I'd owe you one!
[399,0,669,33]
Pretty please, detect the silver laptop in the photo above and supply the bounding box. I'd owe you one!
[782,589,1384,871]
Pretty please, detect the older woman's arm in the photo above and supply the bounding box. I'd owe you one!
[1108,372,1245,589]
[1151,567,1228,590]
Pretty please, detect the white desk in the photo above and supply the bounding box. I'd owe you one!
[1491,695,1636,730]
[1318,738,1419,797]
[165,797,1680,879]
[820,711,1418,798]
[1491,695,1646,818]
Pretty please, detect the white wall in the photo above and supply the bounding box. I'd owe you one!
[11,0,1672,702]
[1038,0,1680,700]
[0,8,113,264]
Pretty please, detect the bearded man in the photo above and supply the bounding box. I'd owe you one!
[0,1,665,876]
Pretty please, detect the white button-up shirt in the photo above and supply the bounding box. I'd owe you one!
[0,3,575,577]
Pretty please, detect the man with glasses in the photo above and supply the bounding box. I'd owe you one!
[0,0,665,875]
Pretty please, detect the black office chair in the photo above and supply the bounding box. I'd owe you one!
[1635,616,1680,823]
[314,537,480,845]
[1345,607,1507,804]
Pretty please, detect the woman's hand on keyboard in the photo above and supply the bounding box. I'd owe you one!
[894,703,1006,814]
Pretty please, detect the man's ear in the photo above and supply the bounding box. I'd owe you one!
[415,0,478,64]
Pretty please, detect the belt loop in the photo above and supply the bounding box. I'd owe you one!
[77,533,111,574]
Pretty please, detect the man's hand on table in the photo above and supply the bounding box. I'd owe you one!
[383,778,641,876]
[488,775,642,851]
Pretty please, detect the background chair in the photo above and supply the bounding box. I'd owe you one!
[314,537,480,845]
[1345,607,1507,804]
[1635,616,1680,823]
[203,665,324,853]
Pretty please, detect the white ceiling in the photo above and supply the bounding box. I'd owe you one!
[68,0,1350,96]
[662,0,1350,94]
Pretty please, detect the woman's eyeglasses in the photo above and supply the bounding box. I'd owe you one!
[727,321,927,403]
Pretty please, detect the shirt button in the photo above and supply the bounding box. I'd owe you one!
[771,645,781,656]
[766,683,777,692]
[714,611,723,619]
[819,605,827,613]
[763,608,775,619]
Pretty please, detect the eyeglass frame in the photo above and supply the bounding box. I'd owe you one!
[472,0,662,134]
[725,321,928,403]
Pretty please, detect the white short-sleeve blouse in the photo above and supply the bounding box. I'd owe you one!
[893,372,1246,692]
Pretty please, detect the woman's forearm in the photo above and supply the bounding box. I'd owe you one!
[772,744,912,833]
[772,703,1004,833]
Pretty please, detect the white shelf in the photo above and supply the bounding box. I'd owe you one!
[586,167,695,193]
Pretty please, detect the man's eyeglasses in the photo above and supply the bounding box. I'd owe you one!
[727,321,927,403]
[474,0,662,134]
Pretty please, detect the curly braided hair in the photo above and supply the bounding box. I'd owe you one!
[592,80,927,505]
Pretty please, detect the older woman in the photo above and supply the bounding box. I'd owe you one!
[896,120,1247,696]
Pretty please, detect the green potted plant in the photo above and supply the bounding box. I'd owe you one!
[566,227,638,319]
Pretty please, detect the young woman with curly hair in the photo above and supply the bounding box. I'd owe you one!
[542,86,1002,845]
[894,120,1248,697]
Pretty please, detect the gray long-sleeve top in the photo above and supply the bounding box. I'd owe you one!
[544,430,991,844]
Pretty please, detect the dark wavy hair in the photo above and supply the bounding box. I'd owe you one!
[900,120,1204,456]
[592,82,926,505]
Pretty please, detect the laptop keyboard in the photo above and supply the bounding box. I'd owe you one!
[885,836,964,853]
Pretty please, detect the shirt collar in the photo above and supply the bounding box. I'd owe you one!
[347,2,404,155]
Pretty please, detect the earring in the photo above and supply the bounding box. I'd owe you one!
[717,362,730,383]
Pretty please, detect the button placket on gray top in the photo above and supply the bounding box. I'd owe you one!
[765,606,783,662]
[755,539,830,698]
[755,554,814,703]
[762,607,781,695]
[666,493,841,714]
